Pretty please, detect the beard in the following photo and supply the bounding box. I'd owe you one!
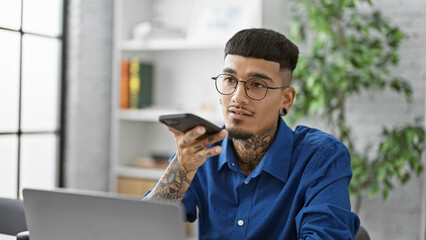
[226,119,254,140]
[227,129,254,140]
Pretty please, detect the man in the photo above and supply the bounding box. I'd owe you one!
[144,28,360,239]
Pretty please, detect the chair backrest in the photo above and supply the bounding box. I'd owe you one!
[355,225,370,240]
[0,198,28,236]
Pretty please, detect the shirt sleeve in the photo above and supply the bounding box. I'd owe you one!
[181,187,197,222]
[295,143,360,240]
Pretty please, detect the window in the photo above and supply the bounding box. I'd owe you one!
[0,0,66,198]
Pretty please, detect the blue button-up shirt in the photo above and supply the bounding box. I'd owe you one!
[181,118,360,239]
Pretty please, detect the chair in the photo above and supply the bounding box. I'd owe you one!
[355,225,370,240]
[0,198,30,239]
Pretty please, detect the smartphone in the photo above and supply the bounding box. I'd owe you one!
[159,113,221,136]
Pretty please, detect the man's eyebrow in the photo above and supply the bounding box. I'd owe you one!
[222,68,273,82]
[249,73,273,82]
[222,68,237,74]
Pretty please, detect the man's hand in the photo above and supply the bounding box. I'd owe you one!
[169,126,228,172]
[144,126,227,201]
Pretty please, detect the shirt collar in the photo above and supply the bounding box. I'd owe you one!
[217,118,294,183]
[218,136,235,171]
[262,118,293,183]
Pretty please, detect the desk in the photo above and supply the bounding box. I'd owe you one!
[0,234,14,240]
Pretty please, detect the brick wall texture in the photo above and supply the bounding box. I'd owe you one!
[345,0,426,239]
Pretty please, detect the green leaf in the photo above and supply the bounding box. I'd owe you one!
[382,189,389,200]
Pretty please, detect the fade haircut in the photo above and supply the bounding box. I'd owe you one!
[225,28,299,72]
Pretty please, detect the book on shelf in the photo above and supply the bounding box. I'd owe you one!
[120,59,130,109]
[123,57,153,110]
[138,63,153,108]
[129,57,141,109]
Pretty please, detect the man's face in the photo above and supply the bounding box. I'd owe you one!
[220,54,295,138]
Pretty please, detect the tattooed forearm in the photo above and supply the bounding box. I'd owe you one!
[147,157,194,201]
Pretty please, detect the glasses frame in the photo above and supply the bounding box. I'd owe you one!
[211,73,289,101]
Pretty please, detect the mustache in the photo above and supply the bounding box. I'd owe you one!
[227,105,256,115]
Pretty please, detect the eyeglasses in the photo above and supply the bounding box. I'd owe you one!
[211,74,289,101]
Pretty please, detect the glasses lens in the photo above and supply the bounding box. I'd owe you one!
[216,74,236,95]
[246,78,268,100]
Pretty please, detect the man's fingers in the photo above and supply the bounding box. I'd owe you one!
[197,146,223,159]
[190,129,227,152]
[197,129,227,146]
[188,126,206,140]
[167,126,183,135]
[171,126,227,157]
[179,126,206,146]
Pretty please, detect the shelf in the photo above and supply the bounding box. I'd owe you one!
[118,107,224,126]
[118,108,182,122]
[114,166,165,180]
[120,38,225,51]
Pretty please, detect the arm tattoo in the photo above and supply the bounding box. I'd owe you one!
[150,157,194,201]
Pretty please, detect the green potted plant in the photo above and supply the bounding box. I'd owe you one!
[287,0,424,213]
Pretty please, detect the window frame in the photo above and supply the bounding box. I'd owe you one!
[0,0,67,198]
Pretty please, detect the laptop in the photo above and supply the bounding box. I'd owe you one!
[22,188,186,240]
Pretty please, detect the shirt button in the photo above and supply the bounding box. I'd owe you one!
[237,220,244,226]
[244,180,250,184]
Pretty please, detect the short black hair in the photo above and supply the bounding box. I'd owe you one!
[225,28,299,71]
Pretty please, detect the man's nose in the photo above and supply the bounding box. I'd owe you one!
[231,81,249,103]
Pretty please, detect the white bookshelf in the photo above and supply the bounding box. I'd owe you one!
[110,0,230,190]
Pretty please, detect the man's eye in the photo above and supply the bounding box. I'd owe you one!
[250,80,266,88]
[224,77,236,83]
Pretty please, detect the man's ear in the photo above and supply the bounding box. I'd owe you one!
[282,87,296,113]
